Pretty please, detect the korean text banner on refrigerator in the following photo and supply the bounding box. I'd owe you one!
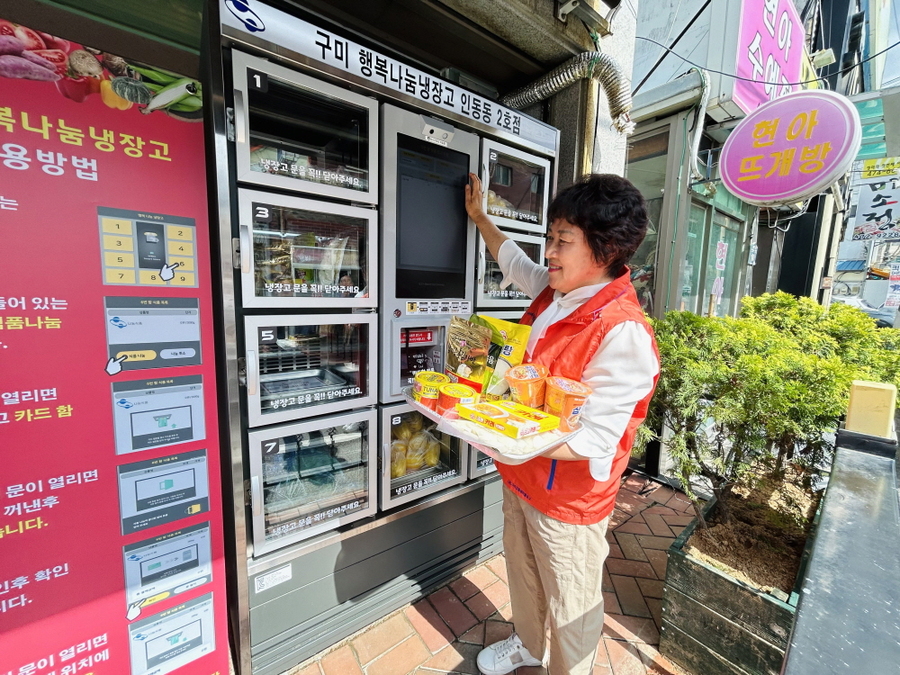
[0,19,229,675]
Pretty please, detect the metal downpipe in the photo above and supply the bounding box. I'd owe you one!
[499,51,635,134]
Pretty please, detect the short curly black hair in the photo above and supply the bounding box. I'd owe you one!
[547,174,649,273]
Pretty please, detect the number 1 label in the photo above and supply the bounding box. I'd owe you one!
[249,70,268,93]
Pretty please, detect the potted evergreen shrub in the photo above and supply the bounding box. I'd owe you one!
[644,293,898,675]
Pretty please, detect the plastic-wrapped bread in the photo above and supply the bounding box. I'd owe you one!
[407,413,424,433]
[390,440,408,478]
[424,435,441,467]
[406,431,429,471]
[392,422,413,441]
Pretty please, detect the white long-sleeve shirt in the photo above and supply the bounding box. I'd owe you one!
[498,239,659,481]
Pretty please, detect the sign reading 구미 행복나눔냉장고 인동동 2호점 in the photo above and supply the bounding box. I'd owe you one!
[218,0,558,153]
[719,90,862,207]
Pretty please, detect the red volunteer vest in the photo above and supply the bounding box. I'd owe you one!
[497,266,659,525]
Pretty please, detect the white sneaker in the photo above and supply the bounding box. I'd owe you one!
[476,633,542,675]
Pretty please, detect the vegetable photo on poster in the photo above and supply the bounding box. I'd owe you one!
[0,18,202,121]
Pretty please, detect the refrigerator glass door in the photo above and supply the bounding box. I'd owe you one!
[481,140,551,234]
[248,409,377,555]
[469,445,497,478]
[232,51,378,204]
[244,314,377,427]
[380,403,466,509]
[381,318,448,403]
[238,189,376,308]
[477,231,545,308]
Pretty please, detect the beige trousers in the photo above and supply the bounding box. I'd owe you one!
[502,486,610,675]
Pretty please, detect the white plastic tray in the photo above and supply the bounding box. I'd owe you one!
[402,388,581,465]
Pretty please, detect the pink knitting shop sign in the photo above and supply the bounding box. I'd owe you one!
[720,90,861,207]
[733,0,805,114]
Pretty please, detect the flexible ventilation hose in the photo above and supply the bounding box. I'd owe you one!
[499,51,635,134]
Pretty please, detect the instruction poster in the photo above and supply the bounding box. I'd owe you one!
[0,18,228,675]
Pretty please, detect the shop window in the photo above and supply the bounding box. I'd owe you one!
[493,163,512,187]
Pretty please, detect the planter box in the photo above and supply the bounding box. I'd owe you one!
[660,499,812,675]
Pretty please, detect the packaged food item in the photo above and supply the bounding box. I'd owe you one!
[504,363,549,408]
[392,421,413,441]
[424,436,441,467]
[470,315,532,400]
[406,431,430,470]
[445,316,492,393]
[414,371,450,398]
[390,440,408,478]
[413,390,438,411]
[468,315,504,390]
[455,401,560,439]
[436,383,478,416]
[544,376,592,432]
[407,413,424,433]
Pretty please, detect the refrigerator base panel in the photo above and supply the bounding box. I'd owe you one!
[247,477,503,675]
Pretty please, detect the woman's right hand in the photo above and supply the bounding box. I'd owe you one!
[465,173,486,222]
[465,172,509,258]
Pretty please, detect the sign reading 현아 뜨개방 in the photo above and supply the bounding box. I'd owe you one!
[720,90,861,207]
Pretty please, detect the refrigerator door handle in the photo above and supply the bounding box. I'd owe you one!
[233,88,246,144]
[250,476,263,517]
[478,250,485,285]
[239,223,251,273]
[247,350,259,396]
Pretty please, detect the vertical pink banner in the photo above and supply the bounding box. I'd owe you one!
[0,18,230,675]
[733,0,806,114]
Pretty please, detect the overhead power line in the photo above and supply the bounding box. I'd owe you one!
[635,35,900,87]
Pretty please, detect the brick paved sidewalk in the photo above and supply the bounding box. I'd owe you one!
[286,473,695,675]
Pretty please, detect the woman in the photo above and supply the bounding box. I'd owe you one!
[465,173,660,675]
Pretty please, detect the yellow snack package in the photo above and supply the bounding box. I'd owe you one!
[470,315,532,400]
[455,401,559,439]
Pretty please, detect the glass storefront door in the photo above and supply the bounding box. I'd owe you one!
[681,202,746,317]
[703,212,743,317]
[681,204,709,313]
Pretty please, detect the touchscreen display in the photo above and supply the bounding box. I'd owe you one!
[396,134,469,298]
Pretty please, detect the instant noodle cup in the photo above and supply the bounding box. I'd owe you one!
[504,363,549,408]
[543,376,592,432]
[414,371,450,398]
[436,383,478,416]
